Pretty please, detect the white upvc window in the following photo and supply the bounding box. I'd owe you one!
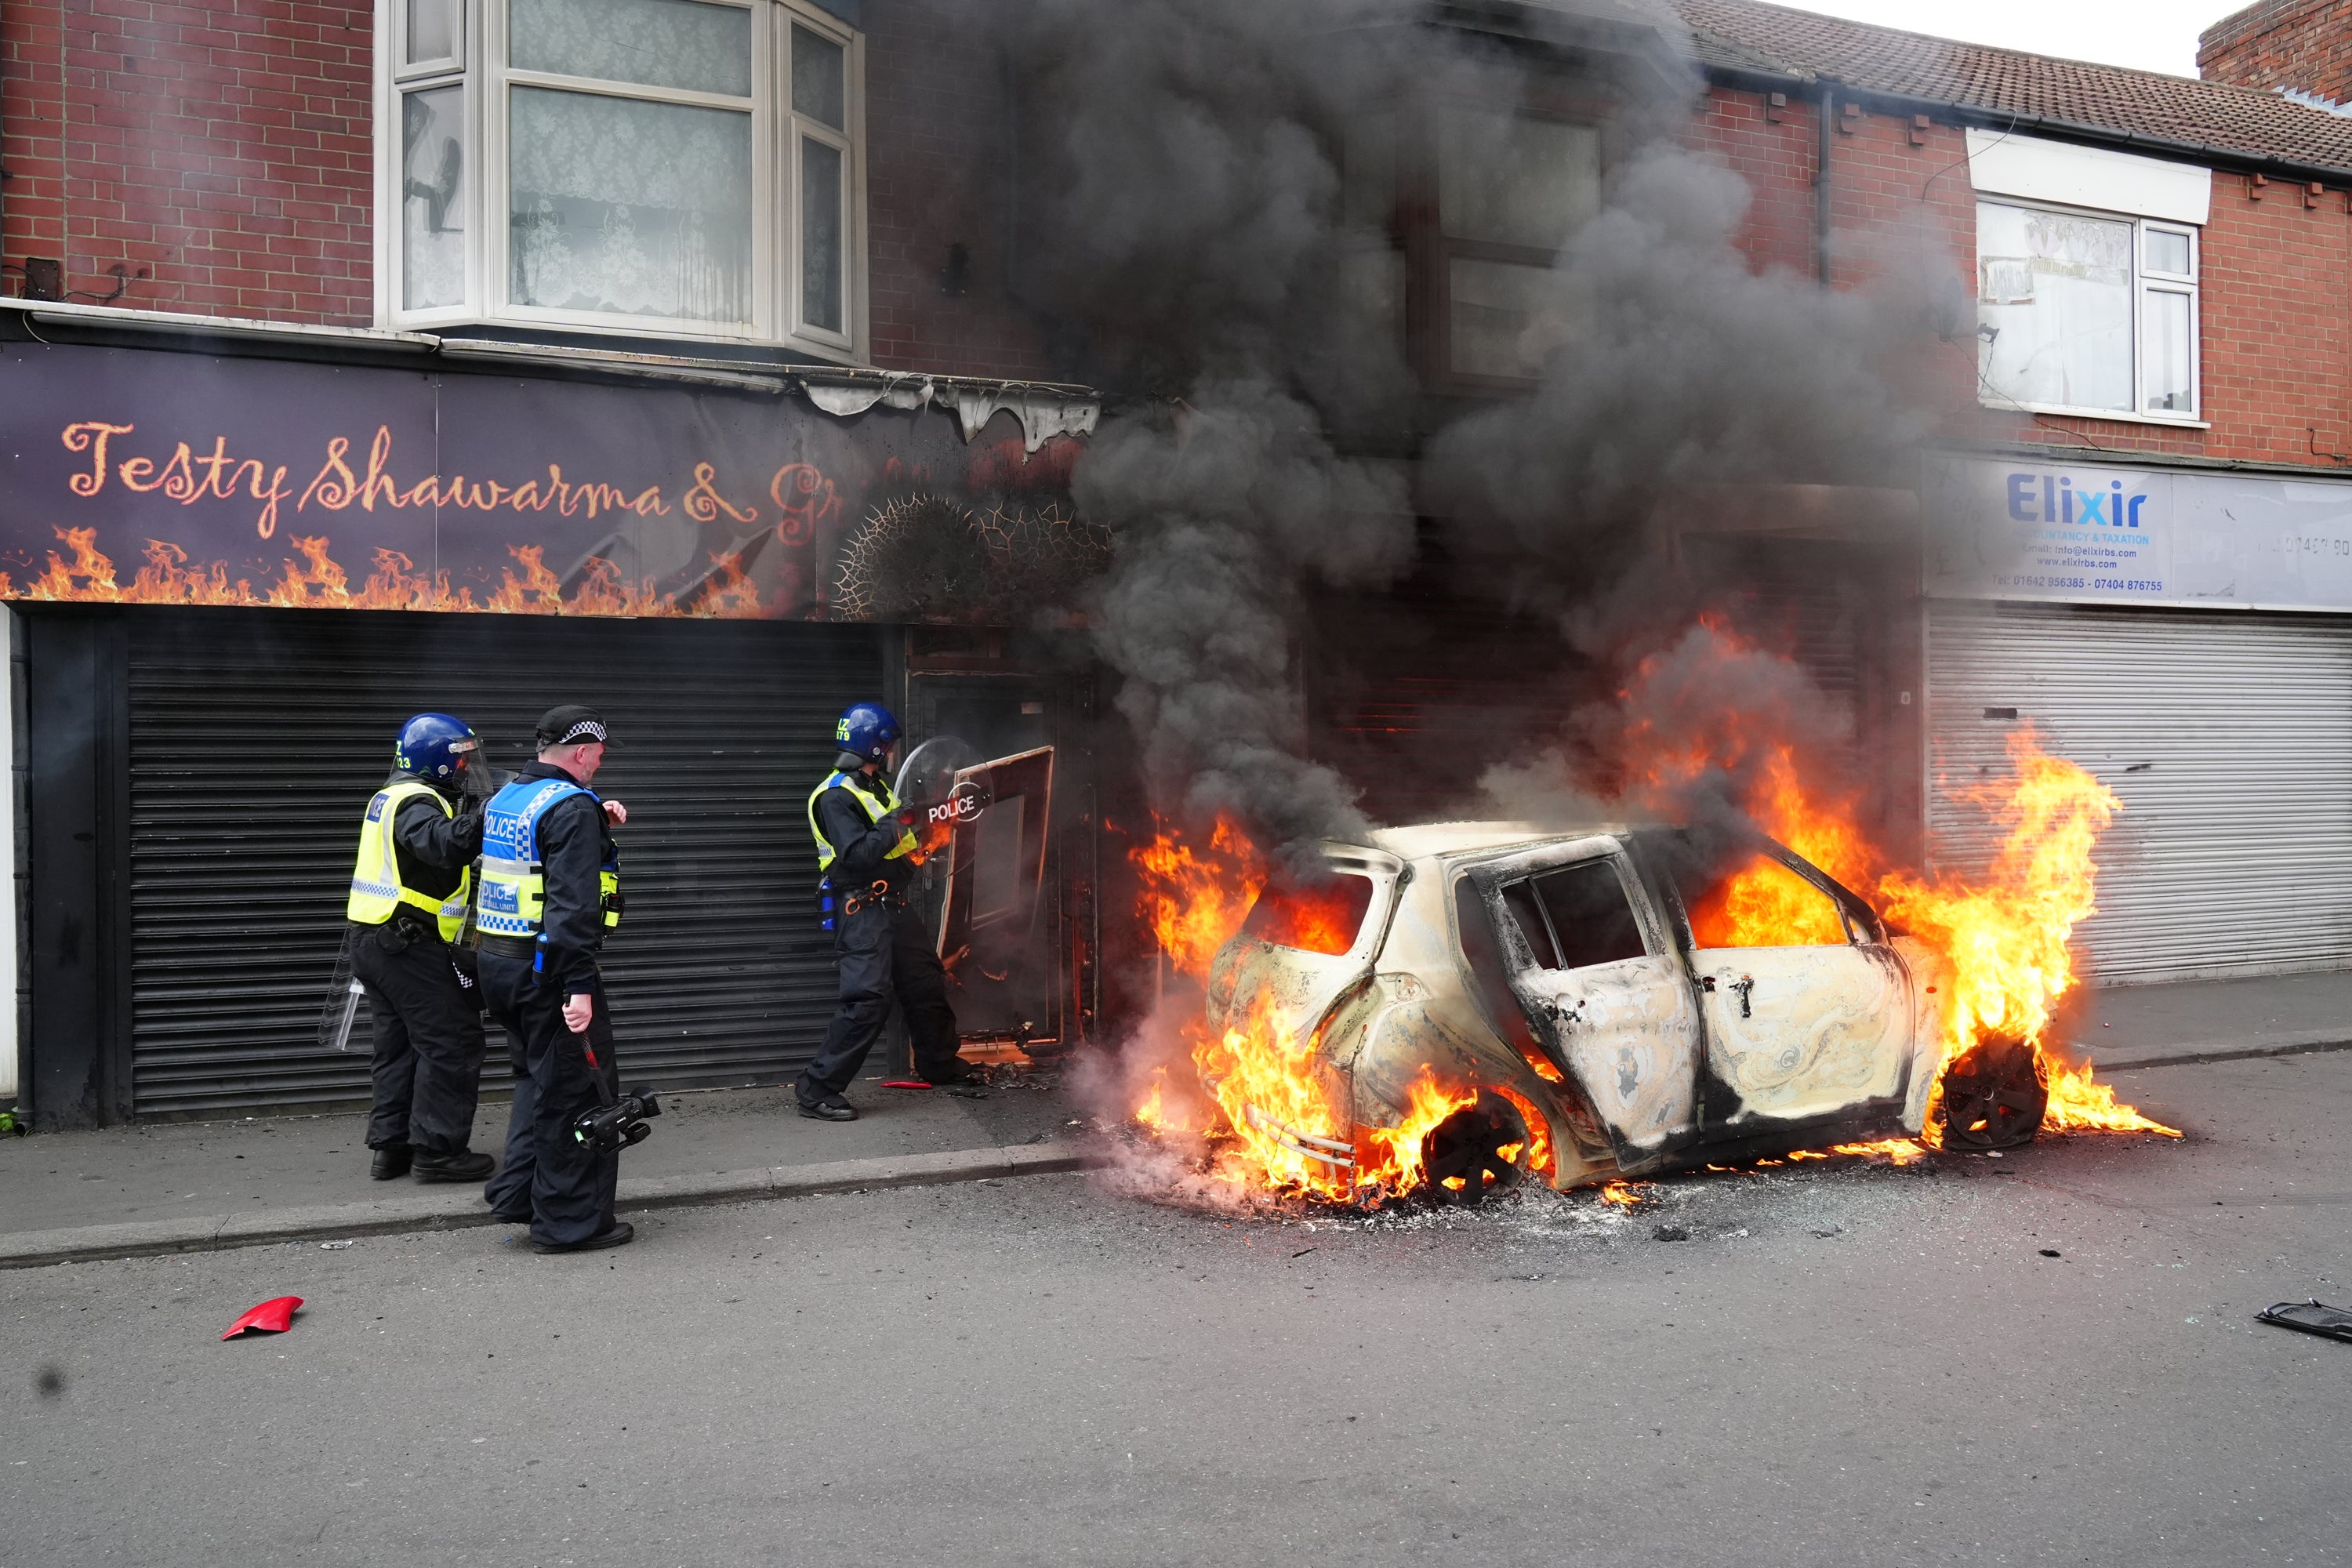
[376,0,866,359]
[1976,198,2200,423]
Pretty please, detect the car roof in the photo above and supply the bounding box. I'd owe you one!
[1354,820,1639,859]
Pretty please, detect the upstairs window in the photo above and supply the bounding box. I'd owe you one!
[378,0,864,356]
[1338,104,1602,389]
[1976,198,2199,421]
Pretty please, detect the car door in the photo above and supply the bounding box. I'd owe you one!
[1654,837,1916,1139]
[1461,841,1702,1174]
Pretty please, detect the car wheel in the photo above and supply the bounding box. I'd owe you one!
[1423,1089,1530,1207]
[1931,1033,2048,1151]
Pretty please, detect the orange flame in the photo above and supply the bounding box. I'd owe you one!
[1132,815,1265,978]
[9,527,768,619]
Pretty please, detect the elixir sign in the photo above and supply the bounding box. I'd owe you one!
[1926,455,2352,612]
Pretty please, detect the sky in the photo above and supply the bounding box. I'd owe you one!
[1782,0,2256,78]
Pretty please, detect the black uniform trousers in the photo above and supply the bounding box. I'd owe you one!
[800,897,961,1097]
[352,921,488,1157]
[479,953,619,1247]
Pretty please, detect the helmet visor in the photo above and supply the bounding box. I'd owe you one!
[453,742,497,804]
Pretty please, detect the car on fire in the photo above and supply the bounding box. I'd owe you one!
[1204,821,1985,1197]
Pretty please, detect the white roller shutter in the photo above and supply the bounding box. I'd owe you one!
[1926,601,2352,985]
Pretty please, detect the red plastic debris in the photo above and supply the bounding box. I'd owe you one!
[221,1296,303,1339]
[881,1080,934,1090]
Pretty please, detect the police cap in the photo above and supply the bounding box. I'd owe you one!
[535,704,611,750]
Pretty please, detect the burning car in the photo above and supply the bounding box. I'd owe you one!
[1199,821,1976,1198]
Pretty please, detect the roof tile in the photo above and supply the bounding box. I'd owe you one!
[1673,0,2352,173]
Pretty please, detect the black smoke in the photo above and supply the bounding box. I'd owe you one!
[1018,0,1940,851]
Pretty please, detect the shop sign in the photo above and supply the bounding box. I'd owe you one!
[0,341,1086,620]
[1926,453,2352,612]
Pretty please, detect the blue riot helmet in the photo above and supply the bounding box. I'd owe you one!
[833,702,902,765]
[394,713,484,796]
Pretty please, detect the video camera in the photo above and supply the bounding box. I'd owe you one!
[570,1087,662,1154]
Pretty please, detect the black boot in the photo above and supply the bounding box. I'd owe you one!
[412,1149,496,1182]
[370,1145,412,1180]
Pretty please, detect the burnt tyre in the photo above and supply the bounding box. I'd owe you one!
[1931,1033,2048,1151]
[1421,1088,1530,1207]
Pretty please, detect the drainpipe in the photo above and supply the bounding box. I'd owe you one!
[1815,84,1834,288]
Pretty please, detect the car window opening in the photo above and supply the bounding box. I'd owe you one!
[1682,851,1846,949]
[1452,878,1566,1082]
[1497,862,1647,972]
[1240,867,1376,956]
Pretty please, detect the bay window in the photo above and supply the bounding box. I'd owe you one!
[1976,198,2200,421]
[376,0,865,357]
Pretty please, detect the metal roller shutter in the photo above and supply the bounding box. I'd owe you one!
[1926,600,2352,985]
[125,607,883,1118]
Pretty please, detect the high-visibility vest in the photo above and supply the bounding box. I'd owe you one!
[477,776,622,943]
[807,770,916,874]
[347,779,470,942]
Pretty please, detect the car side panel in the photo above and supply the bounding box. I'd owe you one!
[1515,955,1701,1163]
[1689,944,1911,1129]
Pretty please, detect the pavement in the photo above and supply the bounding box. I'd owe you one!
[0,1049,2341,1566]
[1,964,2347,1270]
[0,1066,1087,1269]
[2063,967,2352,1071]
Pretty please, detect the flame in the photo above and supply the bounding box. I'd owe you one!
[1598,1180,1652,1207]
[1186,992,1356,1200]
[1358,1070,1482,1196]
[1132,815,1265,978]
[8,527,769,619]
[1648,630,2180,1146]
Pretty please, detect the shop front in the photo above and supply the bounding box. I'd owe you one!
[1925,452,2352,984]
[0,313,1100,1127]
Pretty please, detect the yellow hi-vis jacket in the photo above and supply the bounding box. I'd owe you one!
[346,779,470,942]
[807,769,917,875]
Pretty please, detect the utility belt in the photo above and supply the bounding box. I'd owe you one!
[839,879,906,918]
[476,934,540,961]
[365,909,448,953]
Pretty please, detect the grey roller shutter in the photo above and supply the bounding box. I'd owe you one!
[1926,600,2352,985]
[125,607,882,1118]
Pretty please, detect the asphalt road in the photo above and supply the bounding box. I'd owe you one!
[4,1051,2349,1567]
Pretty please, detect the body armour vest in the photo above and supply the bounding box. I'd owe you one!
[477,776,622,944]
[347,779,470,942]
[807,771,916,930]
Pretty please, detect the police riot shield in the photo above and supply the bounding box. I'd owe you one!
[317,925,368,1053]
[894,737,993,836]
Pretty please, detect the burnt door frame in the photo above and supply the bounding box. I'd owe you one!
[902,668,1088,1050]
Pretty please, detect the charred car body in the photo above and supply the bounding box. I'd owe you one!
[1204,822,1969,1193]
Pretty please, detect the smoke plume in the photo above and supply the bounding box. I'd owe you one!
[1022,0,1939,851]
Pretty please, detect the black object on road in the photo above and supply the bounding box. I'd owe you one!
[2256,1299,2352,1342]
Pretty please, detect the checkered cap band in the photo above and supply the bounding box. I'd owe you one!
[550,719,607,747]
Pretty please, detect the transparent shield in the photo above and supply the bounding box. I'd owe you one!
[895,736,992,823]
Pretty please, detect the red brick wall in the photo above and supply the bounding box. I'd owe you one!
[1699,82,2352,472]
[2,0,374,323]
[2200,0,2352,107]
[0,0,1060,373]
[860,0,1054,379]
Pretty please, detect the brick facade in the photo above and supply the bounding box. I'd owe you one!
[1,0,2344,467]
[2,0,373,323]
[1695,82,2352,473]
[2201,0,2352,109]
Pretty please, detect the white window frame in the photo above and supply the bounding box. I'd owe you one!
[1975,196,2203,427]
[372,0,867,361]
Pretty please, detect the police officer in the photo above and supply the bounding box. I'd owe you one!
[477,706,633,1253]
[798,702,974,1121]
[346,713,495,1183]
